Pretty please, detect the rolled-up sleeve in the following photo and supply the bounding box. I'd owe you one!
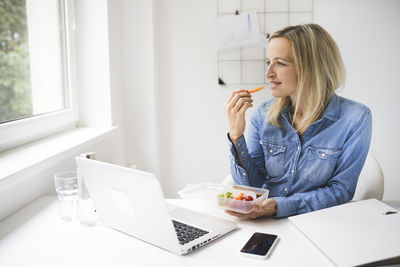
[227,134,251,185]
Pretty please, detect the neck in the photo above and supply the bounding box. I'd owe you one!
[290,102,303,118]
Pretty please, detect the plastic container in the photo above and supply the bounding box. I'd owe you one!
[217,185,269,213]
[178,183,269,214]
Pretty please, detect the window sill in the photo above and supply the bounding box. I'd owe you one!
[0,126,117,186]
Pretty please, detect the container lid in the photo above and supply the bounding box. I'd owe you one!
[178,183,269,201]
[177,183,224,201]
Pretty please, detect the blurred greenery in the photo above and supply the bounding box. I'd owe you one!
[0,0,32,122]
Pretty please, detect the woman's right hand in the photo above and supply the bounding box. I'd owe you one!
[224,89,253,142]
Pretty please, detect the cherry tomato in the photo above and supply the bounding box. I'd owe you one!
[244,196,253,201]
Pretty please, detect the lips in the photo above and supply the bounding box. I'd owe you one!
[269,81,281,89]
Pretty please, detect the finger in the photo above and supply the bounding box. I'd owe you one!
[225,209,260,219]
[225,89,249,107]
[232,98,253,113]
[225,94,250,113]
[237,102,253,115]
[228,90,251,105]
[224,210,249,219]
[231,95,253,113]
[232,91,251,103]
[250,203,261,212]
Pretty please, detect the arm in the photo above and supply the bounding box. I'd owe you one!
[273,109,373,218]
[227,103,267,187]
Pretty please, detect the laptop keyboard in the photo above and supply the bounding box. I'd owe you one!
[172,220,209,245]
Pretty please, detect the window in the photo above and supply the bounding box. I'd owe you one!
[0,0,78,152]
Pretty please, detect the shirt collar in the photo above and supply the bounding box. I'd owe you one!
[280,93,341,122]
[281,101,291,121]
[322,93,341,121]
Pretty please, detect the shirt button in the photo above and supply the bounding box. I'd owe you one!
[243,172,247,176]
[269,149,273,153]
[291,169,295,173]
[237,143,240,147]
[241,151,245,155]
[321,153,326,158]
[284,188,288,192]
[297,146,300,150]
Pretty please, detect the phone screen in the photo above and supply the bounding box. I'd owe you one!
[240,232,278,256]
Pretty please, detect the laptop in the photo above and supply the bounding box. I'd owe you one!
[75,157,237,255]
[289,199,400,267]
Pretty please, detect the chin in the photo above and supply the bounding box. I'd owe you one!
[271,90,282,98]
[271,88,292,99]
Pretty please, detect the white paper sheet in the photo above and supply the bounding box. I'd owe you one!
[216,11,265,51]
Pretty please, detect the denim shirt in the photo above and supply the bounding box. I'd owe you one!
[228,94,372,218]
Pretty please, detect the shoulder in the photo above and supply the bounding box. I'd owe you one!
[336,95,372,134]
[337,95,371,121]
[337,95,370,115]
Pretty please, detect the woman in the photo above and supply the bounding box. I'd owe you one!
[224,24,372,219]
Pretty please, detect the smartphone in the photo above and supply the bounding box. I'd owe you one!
[240,232,279,259]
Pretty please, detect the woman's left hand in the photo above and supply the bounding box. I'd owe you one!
[225,198,277,219]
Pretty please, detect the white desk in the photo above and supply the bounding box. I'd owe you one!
[0,196,334,267]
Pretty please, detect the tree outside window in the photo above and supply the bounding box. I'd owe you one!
[0,0,32,123]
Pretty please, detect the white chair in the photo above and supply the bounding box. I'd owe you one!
[222,153,384,200]
[352,152,384,201]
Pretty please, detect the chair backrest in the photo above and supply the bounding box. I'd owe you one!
[352,152,384,201]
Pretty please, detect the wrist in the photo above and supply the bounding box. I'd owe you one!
[270,198,277,216]
[228,133,242,143]
[262,198,277,216]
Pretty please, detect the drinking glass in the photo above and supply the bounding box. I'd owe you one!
[54,171,79,221]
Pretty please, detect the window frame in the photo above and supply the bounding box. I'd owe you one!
[0,0,79,152]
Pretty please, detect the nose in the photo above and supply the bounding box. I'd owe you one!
[265,63,275,79]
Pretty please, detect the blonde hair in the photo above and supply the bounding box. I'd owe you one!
[267,24,346,134]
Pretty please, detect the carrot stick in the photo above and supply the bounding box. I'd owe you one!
[234,193,244,200]
[247,86,265,94]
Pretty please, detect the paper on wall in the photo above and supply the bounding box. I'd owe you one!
[216,11,266,51]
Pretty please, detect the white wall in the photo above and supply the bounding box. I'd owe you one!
[313,0,400,200]
[119,0,160,174]
[76,0,113,128]
[156,0,229,196]
[120,0,400,200]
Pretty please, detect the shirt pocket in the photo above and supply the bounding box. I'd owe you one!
[260,140,287,178]
[304,146,342,184]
